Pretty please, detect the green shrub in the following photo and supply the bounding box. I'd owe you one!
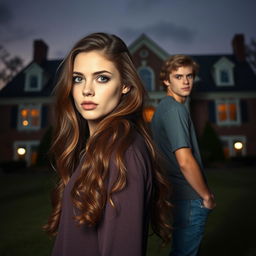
[199,122,225,166]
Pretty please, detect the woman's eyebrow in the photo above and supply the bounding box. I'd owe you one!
[72,71,83,76]
[72,70,113,76]
[93,70,112,76]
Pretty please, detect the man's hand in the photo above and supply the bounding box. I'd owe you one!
[203,194,216,209]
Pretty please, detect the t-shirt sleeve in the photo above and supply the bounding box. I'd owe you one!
[97,144,151,256]
[162,106,191,152]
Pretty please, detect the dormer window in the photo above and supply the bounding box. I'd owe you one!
[213,57,235,86]
[29,75,39,89]
[220,69,230,83]
[24,63,43,91]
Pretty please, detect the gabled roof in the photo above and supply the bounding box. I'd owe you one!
[192,55,256,92]
[0,59,61,98]
[129,34,169,60]
[1,34,256,99]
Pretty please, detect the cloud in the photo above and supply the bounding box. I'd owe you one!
[0,26,36,43]
[0,2,35,44]
[0,2,12,24]
[126,0,165,11]
[120,21,196,43]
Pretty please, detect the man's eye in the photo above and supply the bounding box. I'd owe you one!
[175,75,182,79]
[97,75,110,83]
[187,74,193,79]
[73,76,83,83]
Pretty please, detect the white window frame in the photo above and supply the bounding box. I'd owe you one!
[13,140,40,165]
[215,99,241,126]
[213,57,235,86]
[24,64,43,91]
[220,135,246,157]
[138,64,155,91]
[18,104,42,131]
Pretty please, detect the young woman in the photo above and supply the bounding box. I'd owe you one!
[44,32,171,256]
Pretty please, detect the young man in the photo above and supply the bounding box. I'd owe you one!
[151,55,216,256]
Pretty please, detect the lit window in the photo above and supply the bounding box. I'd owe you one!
[216,99,240,126]
[144,106,155,122]
[18,104,41,130]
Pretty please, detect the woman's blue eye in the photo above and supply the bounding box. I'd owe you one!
[97,75,110,83]
[73,76,83,83]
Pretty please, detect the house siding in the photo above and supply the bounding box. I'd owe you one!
[1,34,256,164]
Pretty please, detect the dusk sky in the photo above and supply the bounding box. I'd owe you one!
[0,0,255,66]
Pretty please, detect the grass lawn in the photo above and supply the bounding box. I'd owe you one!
[1,167,256,256]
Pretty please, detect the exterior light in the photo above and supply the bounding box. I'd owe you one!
[234,141,243,151]
[23,120,29,126]
[17,147,26,156]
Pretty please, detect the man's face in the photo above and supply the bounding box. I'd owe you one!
[164,66,194,103]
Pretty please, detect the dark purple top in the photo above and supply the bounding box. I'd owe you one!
[52,132,153,256]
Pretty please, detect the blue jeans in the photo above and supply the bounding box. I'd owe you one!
[170,199,212,256]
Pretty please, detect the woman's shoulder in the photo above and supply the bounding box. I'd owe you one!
[109,129,152,181]
[127,130,148,154]
[125,131,152,170]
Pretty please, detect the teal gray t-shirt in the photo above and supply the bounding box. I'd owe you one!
[151,96,206,200]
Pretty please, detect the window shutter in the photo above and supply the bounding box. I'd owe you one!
[10,106,18,129]
[41,106,48,128]
[240,100,248,123]
[208,101,216,123]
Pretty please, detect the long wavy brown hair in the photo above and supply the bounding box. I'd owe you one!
[44,32,171,244]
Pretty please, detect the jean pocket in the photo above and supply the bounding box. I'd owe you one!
[199,199,213,212]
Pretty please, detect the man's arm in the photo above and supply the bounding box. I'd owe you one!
[175,147,216,209]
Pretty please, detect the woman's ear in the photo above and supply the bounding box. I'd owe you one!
[122,85,130,94]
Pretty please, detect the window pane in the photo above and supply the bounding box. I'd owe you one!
[19,106,40,129]
[21,109,29,117]
[220,69,229,83]
[217,104,227,121]
[229,103,237,121]
[29,75,38,89]
[20,109,29,127]
[139,68,153,91]
[31,108,40,126]
[31,109,39,117]
[144,107,155,122]
[31,145,38,165]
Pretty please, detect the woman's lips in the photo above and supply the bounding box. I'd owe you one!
[81,102,98,110]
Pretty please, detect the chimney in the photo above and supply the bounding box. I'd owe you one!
[232,34,245,62]
[33,40,48,64]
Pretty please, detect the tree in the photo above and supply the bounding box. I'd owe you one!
[36,126,53,166]
[246,38,256,72]
[199,122,225,166]
[0,45,23,88]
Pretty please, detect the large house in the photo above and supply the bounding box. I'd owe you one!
[0,34,255,165]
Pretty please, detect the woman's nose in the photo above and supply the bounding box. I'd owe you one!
[82,82,94,96]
